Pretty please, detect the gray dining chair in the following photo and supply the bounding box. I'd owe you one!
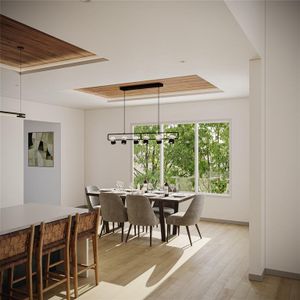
[85,186,100,211]
[99,192,128,242]
[166,194,204,246]
[125,195,159,246]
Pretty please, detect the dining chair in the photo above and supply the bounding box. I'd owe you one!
[85,186,100,211]
[71,208,100,298]
[0,225,35,300]
[99,192,128,242]
[36,216,72,300]
[166,194,204,246]
[125,195,160,246]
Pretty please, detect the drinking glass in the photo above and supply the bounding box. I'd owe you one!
[169,184,176,194]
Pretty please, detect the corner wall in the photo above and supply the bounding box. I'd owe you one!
[85,98,250,222]
[0,98,85,208]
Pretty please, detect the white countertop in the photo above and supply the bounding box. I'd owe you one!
[0,203,88,235]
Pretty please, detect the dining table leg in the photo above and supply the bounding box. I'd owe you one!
[158,201,166,242]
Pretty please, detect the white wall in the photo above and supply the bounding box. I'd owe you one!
[0,98,85,208]
[85,98,250,222]
[265,2,300,274]
[227,0,300,276]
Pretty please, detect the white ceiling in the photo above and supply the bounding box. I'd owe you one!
[0,0,258,109]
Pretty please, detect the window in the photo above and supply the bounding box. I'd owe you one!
[133,124,160,189]
[198,122,230,194]
[164,123,195,192]
[132,121,230,195]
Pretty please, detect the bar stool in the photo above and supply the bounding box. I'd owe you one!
[36,216,72,300]
[0,225,35,300]
[71,208,100,298]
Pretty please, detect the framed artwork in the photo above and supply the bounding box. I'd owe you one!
[28,132,54,167]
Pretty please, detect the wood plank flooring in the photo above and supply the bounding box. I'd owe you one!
[45,221,300,300]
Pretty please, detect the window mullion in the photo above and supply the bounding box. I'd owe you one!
[194,123,199,193]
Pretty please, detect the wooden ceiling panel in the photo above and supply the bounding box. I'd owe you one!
[76,75,218,100]
[0,14,98,68]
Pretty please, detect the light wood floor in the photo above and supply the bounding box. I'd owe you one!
[46,221,300,300]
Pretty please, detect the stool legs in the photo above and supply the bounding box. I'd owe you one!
[64,247,71,300]
[0,271,3,300]
[72,242,79,299]
[93,234,99,285]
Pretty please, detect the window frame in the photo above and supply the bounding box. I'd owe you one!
[131,119,232,197]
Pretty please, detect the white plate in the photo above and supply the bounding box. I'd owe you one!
[172,193,186,197]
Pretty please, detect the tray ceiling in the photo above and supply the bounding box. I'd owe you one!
[76,75,219,100]
[0,14,104,70]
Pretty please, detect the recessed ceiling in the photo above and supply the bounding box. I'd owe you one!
[76,75,219,101]
[0,14,106,71]
[0,1,258,109]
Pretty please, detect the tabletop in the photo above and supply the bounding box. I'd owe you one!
[0,203,88,235]
[88,189,195,203]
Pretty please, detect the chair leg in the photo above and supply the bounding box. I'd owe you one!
[134,225,136,236]
[64,247,70,300]
[26,262,33,300]
[45,253,50,288]
[72,242,79,299]
[150,226,153,247]
[186,226,192,246]
[138,226,140,237]
[0,271,2,300]
[167,224,170,243]
[112,222,115,233]
[121,223,124,242]
[99,222,105,237]
[126,224,132,242]
[37,254,43,300]
[177,226,180,236]
[7,267,13,297]
[93,234,99,286]
[195,224,202,239]
[146,226,148,233]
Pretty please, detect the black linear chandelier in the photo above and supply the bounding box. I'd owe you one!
[0,46,26,118]
[107,82,179,145]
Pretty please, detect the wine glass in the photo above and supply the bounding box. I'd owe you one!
[116,180,124,191]
[169,184,176,194]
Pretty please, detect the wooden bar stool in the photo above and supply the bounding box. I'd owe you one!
[36,216,72,300]
[71,208,100,298]
[0,225,35,300]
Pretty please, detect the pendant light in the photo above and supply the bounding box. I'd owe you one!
[107,82,179,144]
[0,46,26,118]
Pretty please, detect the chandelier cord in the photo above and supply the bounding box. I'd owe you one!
[123,90,126,133]
[157,86,160,131]
[19,47,22,113]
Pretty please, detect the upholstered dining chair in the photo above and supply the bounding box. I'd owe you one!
[125,195,160,246]
[85,186,100,211]
[166,194,204,246]
[99,192,128,242]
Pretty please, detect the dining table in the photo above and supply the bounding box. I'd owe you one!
[87,189,195,242]
[0,203,90,277]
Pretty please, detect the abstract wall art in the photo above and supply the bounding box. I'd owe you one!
[28,132,54,167]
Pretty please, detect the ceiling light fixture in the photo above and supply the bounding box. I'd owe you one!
[0,46,26,118]
[107,82,179,145]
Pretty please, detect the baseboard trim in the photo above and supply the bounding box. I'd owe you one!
[265,268,300,280]
[201,217,249,226]
[248,272,264,282]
